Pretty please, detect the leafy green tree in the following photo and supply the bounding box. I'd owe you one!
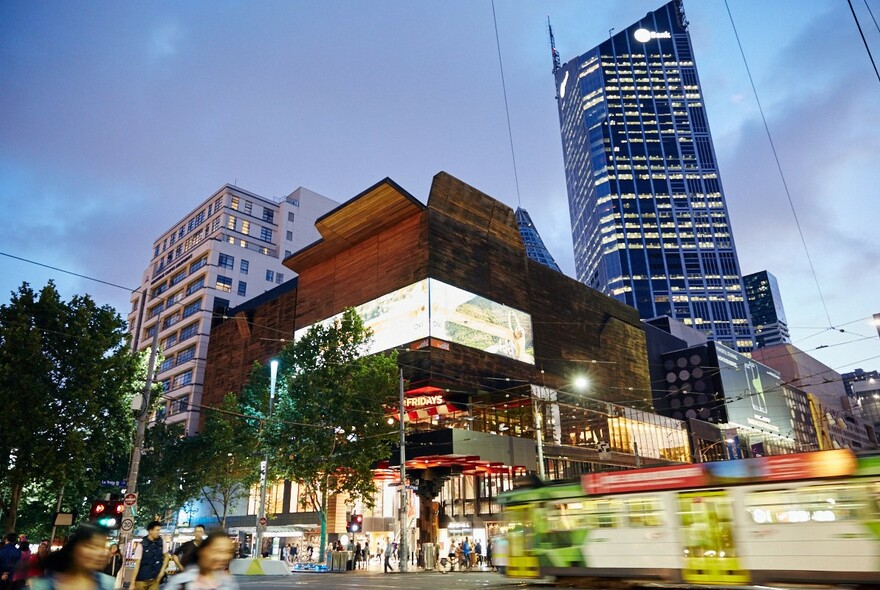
[136,421,200,526]
[0,282,141,535]
[246,308,398,562]
[194,394,261,528]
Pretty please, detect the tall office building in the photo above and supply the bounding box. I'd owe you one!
[128,184,337,435]
[515,207,562,272]
[743,270,791,348]
[553,0,754,351]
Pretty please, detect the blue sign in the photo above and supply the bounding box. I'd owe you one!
[100,480,127,487]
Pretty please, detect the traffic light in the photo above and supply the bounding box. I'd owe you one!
[89,500,124,529]
[347,514,363,533]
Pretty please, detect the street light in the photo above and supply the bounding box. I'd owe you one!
[255,359,278,559]
[398,367,408,573]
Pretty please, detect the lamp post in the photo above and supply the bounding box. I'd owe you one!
[398,367,408,573]
[255,359,278,558]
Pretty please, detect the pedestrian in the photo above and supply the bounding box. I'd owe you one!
[10,540,31,590]
[102,543,123,578]
[0,533,21,590]
[130,521,171,590]
[173,525,205,570]
[486,539,493,570]
[383,538,393,573]
[26,542,50,581]
[474,539,482,567]
[461,537,471,570]
[163,531,237,590]
[29,524,115,590]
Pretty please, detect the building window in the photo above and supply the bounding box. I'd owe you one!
[173,370,193,389]
[260,227,273,242]
[212,218,221,232]
[182,300,201,318]
[286,230,293,241]
[259,246,269,255]
[241,220,250,235]
[216,276,233,293]
[218,253,234,270]
[146,325,157,339]
[148,304,162,319]
[163,333,177,349]
[178,226,185,239]
[170,270,187,286]
[179,322,199,341]
[190,257,207,273]
[276,273,284,284]
[240,260,249,274]
[263,208,274,223]
[288,212,295,222]
[284,250,292,258]
[159,358,174,373]
[154,245,160,258]
[244,200,253,215]
[237,281,247,297]
[266,270,275,282]
[186,277,205,296]
[162,313,181,330]
[227,215,237,231]
[231,196,239,211]
[176,346,196,365]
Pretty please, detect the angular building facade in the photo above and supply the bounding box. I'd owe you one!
[553,0,754,351]
[128,184,337,435]
[198,172,692,553]
[743,270,791,348]
[515,208,562,272]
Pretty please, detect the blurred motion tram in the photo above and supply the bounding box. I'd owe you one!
[498,449,879,586]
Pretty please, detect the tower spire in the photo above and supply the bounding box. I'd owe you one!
[548,17,561,75]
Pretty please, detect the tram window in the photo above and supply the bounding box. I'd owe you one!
[745,484,869,524]
[582,498,624,528]
[624,497,664,527]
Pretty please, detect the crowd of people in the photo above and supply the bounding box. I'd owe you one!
[0,523,238,590]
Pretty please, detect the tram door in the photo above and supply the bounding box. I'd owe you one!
[505,505,540,578]
[677,491,749,585]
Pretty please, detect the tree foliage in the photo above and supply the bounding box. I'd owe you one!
[194,393,261,528]
[136,420,201,526]
[246,308,399,561]
[0,282,141,535]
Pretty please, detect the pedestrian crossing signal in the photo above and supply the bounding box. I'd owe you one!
[89,500,125,529]
[347,514,363,533]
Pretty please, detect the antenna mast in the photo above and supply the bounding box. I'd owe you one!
[548,17,561,75]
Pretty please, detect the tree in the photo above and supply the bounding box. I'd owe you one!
[246,308,399,562]
[136,421,200,526]
[0,282,141,534]
[193,393,261,529]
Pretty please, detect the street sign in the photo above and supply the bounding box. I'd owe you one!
[123,493,138,507]
[405,485,417,490]
[100,480,127,487]
[259,517,267,526]
[120,517,134,532]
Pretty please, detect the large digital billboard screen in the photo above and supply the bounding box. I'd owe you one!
[714,343,793,437]
[294,278,534,364]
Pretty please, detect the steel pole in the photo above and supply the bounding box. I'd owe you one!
[398,368,407,572]
[255,360,278,558]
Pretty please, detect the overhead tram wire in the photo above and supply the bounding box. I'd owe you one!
[491,0,522,208]
[722,0,835,329]
[864,0,880,34]
[849,0,880,83]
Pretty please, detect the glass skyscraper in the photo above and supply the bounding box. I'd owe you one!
[554,0,754,351]
[515,207,562,272]
[743,270,791,348]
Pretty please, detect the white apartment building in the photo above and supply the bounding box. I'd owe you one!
[128,184,337,435]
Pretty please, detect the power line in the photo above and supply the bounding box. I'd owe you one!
[490,0,522,208]
[848,0,880,83]
[722,0,835,328]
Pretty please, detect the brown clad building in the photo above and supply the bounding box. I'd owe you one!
[199,172,690,547]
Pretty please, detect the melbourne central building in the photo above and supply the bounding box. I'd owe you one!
[554,0,754,351]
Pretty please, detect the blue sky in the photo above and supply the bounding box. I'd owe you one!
[1,0,878,374]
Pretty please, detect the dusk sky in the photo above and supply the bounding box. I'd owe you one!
[1,0,878,375]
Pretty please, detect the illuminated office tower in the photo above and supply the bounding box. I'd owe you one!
[552,0,754,351]
[743,270,791,348]
[515,207,562,272]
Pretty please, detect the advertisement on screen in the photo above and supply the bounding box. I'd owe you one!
[714,342,793,436]
[294,278,534,364]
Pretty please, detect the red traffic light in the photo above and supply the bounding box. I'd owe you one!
[353,514,363,524]
[90,501,108,519]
